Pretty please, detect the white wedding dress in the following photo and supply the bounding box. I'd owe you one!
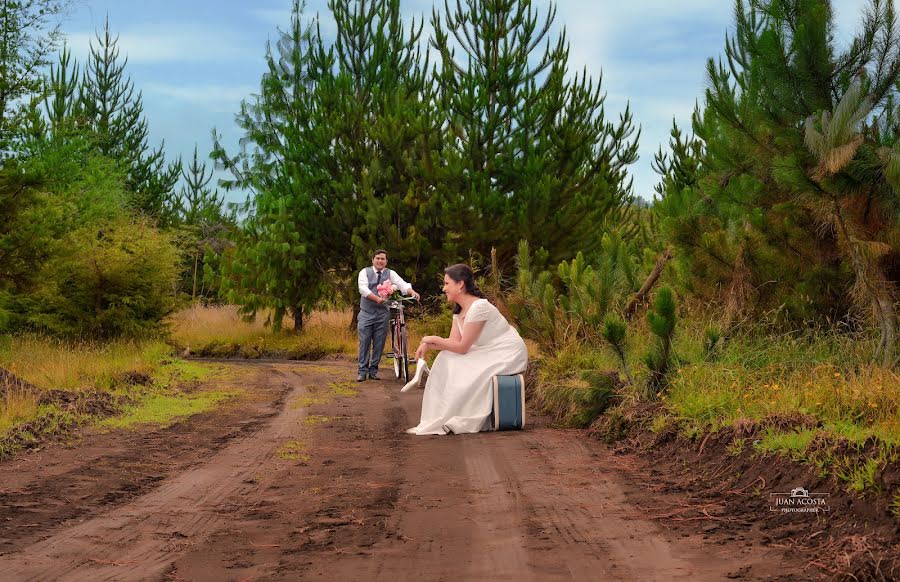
[407,299,528,435]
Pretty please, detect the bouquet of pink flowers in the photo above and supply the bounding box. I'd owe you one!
[376,280,402,301]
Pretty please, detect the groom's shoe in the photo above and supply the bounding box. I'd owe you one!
[368,373,379,381]
[401,359,430,393]
[356,374,366,382]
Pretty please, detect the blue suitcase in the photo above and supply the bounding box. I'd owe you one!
[491,374,526,431]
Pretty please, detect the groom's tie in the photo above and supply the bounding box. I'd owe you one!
[376,270,383,284]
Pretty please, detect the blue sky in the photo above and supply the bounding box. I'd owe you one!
[63,0,870,202]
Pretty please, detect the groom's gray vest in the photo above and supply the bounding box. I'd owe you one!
[359,267,392,323]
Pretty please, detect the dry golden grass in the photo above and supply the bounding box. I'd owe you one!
[304,310,357,355]
[0,335,170,391]
[169,304,481,359]
[169,305,358,356]
[169,304,290,346]
[1,385,38,434]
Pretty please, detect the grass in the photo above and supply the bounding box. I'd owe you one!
[290,380,360,410]
[167,303,463,363]
[662,325,900,447]
[535,315,899,495]
[533,345,621,427]
[329,381,358,397]
[277,439,310,462]
[168,304,358,358]
[0,334,177,443]
[0,334,171,390]
[1,384,38,434]
[0,332,229,457]
[99,389,236,429]
[754,428,818,459]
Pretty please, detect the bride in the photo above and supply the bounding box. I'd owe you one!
[404,264,528,435]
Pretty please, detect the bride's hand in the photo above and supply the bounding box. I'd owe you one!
[414,342,429,360]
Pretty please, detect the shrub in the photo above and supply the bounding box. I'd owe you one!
[26,217,181,337]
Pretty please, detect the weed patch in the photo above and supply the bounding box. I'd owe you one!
[329,381,358,398]
[99,389,236,430]
[277,439,310,462]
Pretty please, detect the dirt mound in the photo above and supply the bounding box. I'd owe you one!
[37,388,121,416]
[114,370,153,386]
[1,371,125,459]
[0,367,39,399]
[592,405,900,581]
[187,341,331,361]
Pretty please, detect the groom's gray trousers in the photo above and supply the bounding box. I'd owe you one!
[358,309,390,377]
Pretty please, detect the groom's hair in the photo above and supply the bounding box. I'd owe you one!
[372,249,388,259]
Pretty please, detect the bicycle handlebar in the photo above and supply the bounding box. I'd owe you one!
[386,295,417,309]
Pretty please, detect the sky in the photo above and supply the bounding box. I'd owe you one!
[62,0,871,203]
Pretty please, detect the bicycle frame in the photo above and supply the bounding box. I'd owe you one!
[388,297,414,383]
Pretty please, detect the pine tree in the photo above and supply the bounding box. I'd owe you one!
[431,0,640,267]
[654,0,900,366]
[75,19,181,221]
[176,144,230,301]
[177,144,224,227]
[43,44,79,135]
[804,79,899,366]
[212,0,331,331]
[319,0,450,311]
[0,0,68,158]
[645,287,677,398]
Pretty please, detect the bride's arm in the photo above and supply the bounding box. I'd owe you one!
[416,316,460,359]
[423,321,486,355]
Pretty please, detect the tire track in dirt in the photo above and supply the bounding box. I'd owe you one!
[302,386,806,581]
[2,361,809,581]
[0,363,322,582]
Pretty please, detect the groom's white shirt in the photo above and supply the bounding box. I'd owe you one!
[357,268,413,299]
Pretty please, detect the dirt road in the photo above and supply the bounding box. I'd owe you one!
[0,361,809,581]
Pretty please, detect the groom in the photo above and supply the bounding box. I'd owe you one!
[356,250,419,382]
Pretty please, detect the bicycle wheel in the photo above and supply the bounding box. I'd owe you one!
[391,322,402,379]
[399,328,410,382]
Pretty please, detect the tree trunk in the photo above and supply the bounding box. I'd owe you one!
[349,283,360,331]
[625,248,672,321]
[191,250,199,301]
[293,305,303,334]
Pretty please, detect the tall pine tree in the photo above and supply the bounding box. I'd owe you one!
[0,0,68,158]
[212,0,332,331]
[74,19,181,221]
[431,0,640,267]
[655,0,900,365]
[317,0,450,313]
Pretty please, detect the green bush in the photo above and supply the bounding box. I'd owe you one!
[26,216,181,337]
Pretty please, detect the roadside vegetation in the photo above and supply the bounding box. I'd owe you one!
[1,0,898,538]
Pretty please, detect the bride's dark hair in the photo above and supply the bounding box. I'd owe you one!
[444,264,486,314]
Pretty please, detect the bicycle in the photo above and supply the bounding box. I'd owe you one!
[387,295,416,383]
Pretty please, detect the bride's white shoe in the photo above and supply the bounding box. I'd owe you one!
[400,359,430,393]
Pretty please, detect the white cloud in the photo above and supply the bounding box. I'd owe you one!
[64,25,256,65]
[142,82,257,113]
[252,7,293,27]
